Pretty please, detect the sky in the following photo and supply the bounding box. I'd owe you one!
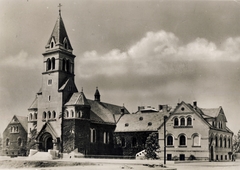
[1,0,240,134]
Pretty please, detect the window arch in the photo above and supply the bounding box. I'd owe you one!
[167,135,173,146]
[17,138,22,146]
[51,58,55,70]
[179,135,186,146]
[51,41,54,48]
[187,117,192,126]
[52,111,56,119]
[48,111,51,119]
[180,117,185,126]
[220,136,223,147]
[43,112,46,119]
[192,134,200,146]
[90,128,96,143]
[103,132,110,144]
[6,138,10,146]
[46,58,51,71]
[174,117,179,126]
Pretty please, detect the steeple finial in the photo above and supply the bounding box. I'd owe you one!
[58,3,62,16]
[81,87,83,92]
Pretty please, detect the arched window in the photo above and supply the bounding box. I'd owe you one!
[90,128,96,143]
[46,58,51,71]
[51,42,54,48]
[121,137,126,147]
[51,58,55,70]
[103,132,109,144]
[192,134,200,146]
[6,138,9,146]
[18,138,22,146]
[71,110,74,117]
[224,138,227,148]
[228,138,231,148]
[180,118,185,126]
[66,60,70,72]
[174,118,178,126]
[167,135,173,146]
[187,117,192,126]
[43,112,46,119]
[179,135,186,146]
[220,136,223,147]
[132,137,137,147]
[52,111,56,119]
[48,111,51,119]
[29,113,33,120]
[66,110,69,118]
[215,136,218,147]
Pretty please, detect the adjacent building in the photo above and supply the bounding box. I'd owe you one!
[158,101,233,161]
[2,115,28,156]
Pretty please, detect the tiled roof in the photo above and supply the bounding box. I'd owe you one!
[46,14,73,50]
[200,107,221,118]
[65,92,90,106]
[115,112,165,132]
[15,115,28,132]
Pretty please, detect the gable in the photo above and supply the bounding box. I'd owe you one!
[172,102,194,114]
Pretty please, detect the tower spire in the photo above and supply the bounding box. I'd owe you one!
[58,3,62,16]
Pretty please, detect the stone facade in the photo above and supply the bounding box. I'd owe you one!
[158,101,233,161]
[2,115,28,156]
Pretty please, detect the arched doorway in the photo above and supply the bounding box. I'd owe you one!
[39,132,54,152]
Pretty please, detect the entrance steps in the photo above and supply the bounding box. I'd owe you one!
[28,149,59,160]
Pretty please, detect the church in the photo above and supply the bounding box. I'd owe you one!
[27,9,129,156]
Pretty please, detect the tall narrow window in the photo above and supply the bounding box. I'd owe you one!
[179,135,186,146]
[103,132,109,144]
[180,118,185,126]
[167,135,173,146]
[6,138,9,146]
[51,58,55,70]
[46,58,51,71]
[34,113,37,119]
[174,118,179,126]
[187,117,192,126]
[43,112,46,120]
[71,110,74,117]
[29,113,33,121]
[62,59,66,71]
[192,134,200,146]
[220,137,223,147]
[48,111,51,119]
[215,136,218,147]
[224,138,227,148]
[66,60,70,72]
[53,111,56,119]
[18,138,22,146]
[90,128,96,143]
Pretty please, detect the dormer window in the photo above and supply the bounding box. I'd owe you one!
[63,37,68,49]
[51,42,54,48]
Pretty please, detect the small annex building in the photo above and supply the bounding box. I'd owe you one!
[2,115,28,156]
[158,101,233,161]
[114,105,170,157]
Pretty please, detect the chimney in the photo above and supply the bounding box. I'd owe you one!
[162,105,168,112]
[193,101,197,107]
[94,87,100,102]
[159,105,163,110]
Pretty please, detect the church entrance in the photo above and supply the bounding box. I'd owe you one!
[39,132,53,152]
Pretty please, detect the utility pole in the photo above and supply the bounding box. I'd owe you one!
[164,116,167,165]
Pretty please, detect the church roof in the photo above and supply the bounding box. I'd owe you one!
[15,115,28,132]
[200,107,221,118]
[115,112,165,132]
[46,13,73,50]
[28,96,38,110]
[65,92,90,106]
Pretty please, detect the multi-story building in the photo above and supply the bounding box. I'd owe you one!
[2,115,28,156]
[158,101,233,161]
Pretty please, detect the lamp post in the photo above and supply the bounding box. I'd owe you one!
[164,116,168,165]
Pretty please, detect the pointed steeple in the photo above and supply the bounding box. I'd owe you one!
[45,7,73,52]
[94,87,101,102]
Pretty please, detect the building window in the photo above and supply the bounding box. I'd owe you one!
[139,117,143,121]
[174,118,178,126]
[215,136,218,147]
[18,138,22,146]
[65,110,69,118]
[52,111,56,119]
[179,135,186,146]
[62,59,66,71]
[34,113,37,119]
[167,135,173,146]
[29,113,33,120]
[51,58,55,70]
[6,138,9,146]
[103,132,109,144]
[192,134,200,146]
[228,138,231,148]
[121,137,126,147]
[48,111,51,119]
[187,117,192,126]
[132,137,137,147]
[51,42,54,48]
[46,58,51,71]
[71,110,74,117]
[180,118,185,126]
[90,128,96,143]
[167,154,172,160]
[48,79,52,85]
[43,112,46,119]
[125,123,129,127]
[224,138,227,148]
[220,137,223,147]
[48,95,51,102]
[148,122,152,126]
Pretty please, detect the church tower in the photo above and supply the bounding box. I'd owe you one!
[28,6,78,152]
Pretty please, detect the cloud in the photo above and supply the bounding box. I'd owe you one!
[0,50,40,69]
